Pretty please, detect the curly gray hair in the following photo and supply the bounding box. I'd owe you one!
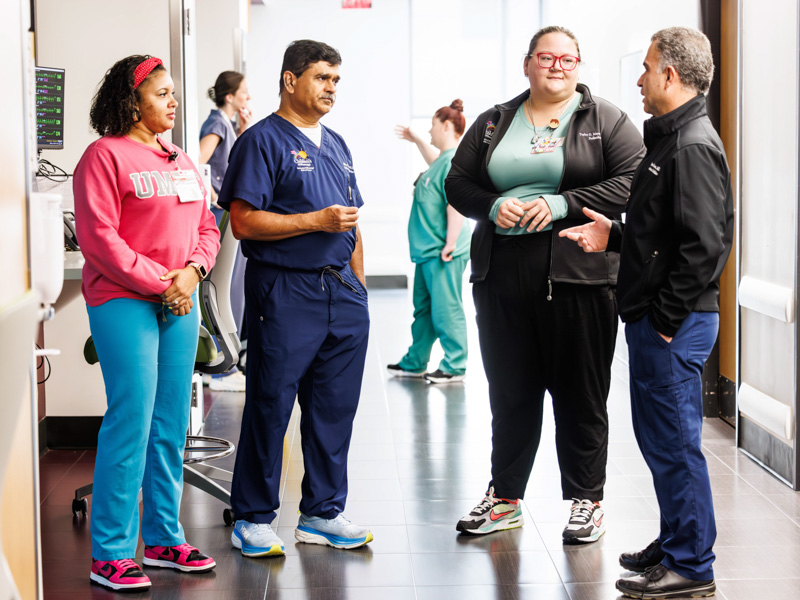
[651,27,714,95]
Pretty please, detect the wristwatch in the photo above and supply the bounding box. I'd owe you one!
[188,262,208,280]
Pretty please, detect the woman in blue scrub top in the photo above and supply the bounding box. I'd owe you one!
[199,71,252,212]
[198,71,252,392]
[387,99,471,384]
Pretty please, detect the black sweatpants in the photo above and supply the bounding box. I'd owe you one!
[472,232,618,501]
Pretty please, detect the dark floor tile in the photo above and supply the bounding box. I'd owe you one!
[265,587,416,600]
[407,524,547,554]
[564,581,626,600]
[415,584,570,600]
[548,547,628,584]
[266,553,413,589]
[411,551,561,587]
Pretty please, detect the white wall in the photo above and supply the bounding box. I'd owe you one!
[740,0,796,429]
[35,0,173,174]
[195,0,248,132]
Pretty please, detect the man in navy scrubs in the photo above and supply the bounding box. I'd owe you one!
[218,39,372,557]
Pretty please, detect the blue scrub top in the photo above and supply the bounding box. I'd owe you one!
[218,113,364,270]
[199,109,236,193]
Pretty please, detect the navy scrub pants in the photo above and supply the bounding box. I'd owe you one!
[625,311,718,581]
[231,261,370,524]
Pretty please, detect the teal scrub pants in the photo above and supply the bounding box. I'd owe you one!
[399,254,468,375]
[86,295,198,560]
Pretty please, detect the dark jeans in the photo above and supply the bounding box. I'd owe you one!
[473,233,617,500]
[626,312,718,581]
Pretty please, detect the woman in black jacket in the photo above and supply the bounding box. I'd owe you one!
[446,25,644,543]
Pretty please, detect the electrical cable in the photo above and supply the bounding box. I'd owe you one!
[37,157,69,182]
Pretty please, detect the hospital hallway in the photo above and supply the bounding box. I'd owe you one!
[38,288,800,599]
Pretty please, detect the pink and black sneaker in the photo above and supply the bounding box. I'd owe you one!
[90,558,152,591]
[143,543,216,573]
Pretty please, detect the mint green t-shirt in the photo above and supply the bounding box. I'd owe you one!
[487,93,582,235]
[408,148,471,263]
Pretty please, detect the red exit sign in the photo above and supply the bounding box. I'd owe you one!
[342,0,372,8]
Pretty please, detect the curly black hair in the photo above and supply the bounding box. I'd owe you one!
[89,55,166,137]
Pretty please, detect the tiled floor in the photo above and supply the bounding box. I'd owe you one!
[39,289,800,599]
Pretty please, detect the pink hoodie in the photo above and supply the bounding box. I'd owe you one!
[73,135,219,307]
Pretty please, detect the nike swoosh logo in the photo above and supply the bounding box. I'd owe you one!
[594,515,604,527]
[489,509,515,521]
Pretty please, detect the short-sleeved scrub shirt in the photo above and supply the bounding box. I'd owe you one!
[218,113,364,270]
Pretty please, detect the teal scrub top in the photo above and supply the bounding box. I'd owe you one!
[487,93,582,235]
[408,148,471,263]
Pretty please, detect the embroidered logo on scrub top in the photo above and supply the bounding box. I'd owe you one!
[291,149,314,172]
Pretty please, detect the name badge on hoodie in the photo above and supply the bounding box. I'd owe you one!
[170,170,205,203]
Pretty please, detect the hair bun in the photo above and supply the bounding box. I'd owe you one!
[207,87,216,101]
[450,99,464,112]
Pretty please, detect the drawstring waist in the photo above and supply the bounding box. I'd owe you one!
[319,266,357,293]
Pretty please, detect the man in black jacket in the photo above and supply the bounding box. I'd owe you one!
[560,27,733,599]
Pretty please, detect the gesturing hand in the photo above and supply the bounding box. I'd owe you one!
[558,207,612,252]
[394,125,416,143]
[317,205,359,233]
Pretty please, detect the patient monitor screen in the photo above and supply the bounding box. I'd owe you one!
[36,66,65,150]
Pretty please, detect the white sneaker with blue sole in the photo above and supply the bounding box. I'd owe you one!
[294,513,373,549]
[231,521,285,557]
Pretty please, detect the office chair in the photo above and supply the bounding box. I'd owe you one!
[73,211,240,526]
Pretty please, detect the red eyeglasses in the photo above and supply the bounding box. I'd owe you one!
[534,53,580,71]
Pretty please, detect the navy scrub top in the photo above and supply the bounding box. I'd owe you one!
[218,113,364,271]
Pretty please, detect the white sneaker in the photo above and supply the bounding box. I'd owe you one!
[562,498,605,544]
[209,371,246,392]
[231,521,285,557]
[295,513,373,549]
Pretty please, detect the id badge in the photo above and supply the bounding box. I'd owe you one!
[170,170,205,203]
[531,136,565,155]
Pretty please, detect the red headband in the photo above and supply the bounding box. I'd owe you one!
[133,57,164,89]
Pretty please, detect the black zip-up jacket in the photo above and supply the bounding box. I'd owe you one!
[445,84,645,285]
[609,94,734,336]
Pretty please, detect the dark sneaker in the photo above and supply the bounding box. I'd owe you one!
[562,498,605,544]
[616,563,716,599]
[424,369,466,384]
[386,363,426,378]
[456,486,523,535]
[90,558,152,591]
[620,538,666,572]
[143,542,216,572]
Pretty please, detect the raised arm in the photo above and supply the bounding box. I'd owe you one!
[395,125,439,166]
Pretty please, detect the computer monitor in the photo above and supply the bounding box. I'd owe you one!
[35,66,65,151]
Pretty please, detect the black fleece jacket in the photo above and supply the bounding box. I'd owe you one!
[445,84,645,285]
[609,94,734,336]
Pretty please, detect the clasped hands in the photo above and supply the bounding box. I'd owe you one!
[496,197,552,232]
[159,266,201,316]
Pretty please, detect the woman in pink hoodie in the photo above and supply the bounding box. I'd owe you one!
[73,55,219,593]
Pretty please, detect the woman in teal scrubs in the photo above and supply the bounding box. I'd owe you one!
[387,99,471,384]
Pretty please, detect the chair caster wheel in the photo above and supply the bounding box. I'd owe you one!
[223,508,235,526]
[72,498,88,517]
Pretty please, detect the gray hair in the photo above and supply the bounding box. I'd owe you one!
[651,27,714,95]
